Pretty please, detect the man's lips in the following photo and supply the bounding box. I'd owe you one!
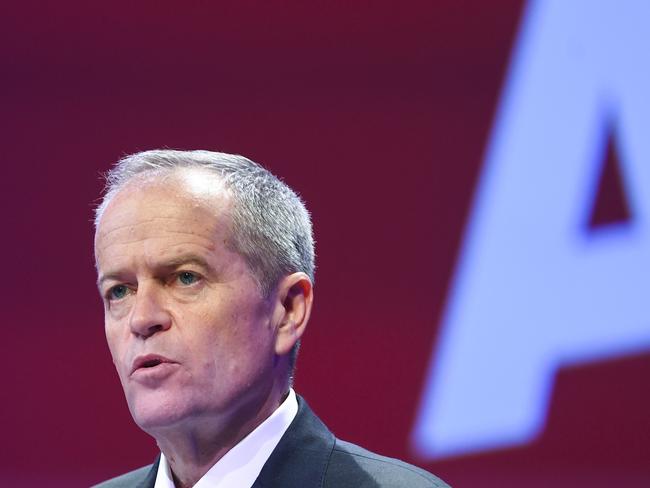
[130,354,176,376]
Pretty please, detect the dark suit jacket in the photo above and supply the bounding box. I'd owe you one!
[92,396,450,488]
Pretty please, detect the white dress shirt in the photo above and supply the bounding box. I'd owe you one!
[153,389,299,488]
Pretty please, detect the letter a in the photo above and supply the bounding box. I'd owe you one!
[412,0,650,459]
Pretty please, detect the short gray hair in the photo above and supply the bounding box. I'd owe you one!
[95,149,315,297]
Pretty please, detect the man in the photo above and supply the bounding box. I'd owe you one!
[93,149,450,487]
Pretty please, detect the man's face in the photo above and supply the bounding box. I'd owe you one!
[94,173,280,433]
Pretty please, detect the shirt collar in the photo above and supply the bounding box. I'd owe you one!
[154,388,298,488]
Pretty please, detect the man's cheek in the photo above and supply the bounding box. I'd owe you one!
[105,331,126,377]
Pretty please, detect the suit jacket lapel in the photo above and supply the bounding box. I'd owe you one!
[252,396,334,488]
[139,456,160,488]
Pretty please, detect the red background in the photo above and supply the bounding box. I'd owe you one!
[2,2,648,486]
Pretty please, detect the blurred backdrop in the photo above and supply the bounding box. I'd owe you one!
[2,1,649,486]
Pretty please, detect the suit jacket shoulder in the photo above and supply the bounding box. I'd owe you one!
[326,438,447,487]
[254,395,450,488]
[91,459,158,488]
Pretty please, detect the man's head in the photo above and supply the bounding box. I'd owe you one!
[93,150,314,435]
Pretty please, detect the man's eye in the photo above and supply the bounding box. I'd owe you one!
[177,271,199,286]
[109,285,129,300]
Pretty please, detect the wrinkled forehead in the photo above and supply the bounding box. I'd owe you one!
[94,169,233,251]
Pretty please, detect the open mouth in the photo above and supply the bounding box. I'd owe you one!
[131,355,174,375]
[141,358,163,368]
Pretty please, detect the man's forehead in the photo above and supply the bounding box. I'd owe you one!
[95,169,234,249]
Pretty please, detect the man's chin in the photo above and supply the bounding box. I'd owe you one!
[127,395,191,433]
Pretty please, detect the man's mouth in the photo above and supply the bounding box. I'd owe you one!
[142,358,162,368]
[131,354,175,375]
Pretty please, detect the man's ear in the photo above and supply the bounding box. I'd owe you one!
[272,272,313,356]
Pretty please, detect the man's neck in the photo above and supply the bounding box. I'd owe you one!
[152,387,289,488]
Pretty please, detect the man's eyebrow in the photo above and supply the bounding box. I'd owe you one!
[96,273,120,290]
[157,254,211,270]
[96,254,211,289]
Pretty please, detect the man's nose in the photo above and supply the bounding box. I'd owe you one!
[128,283,172,338]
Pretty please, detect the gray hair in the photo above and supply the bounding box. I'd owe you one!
[95,149,315,297]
